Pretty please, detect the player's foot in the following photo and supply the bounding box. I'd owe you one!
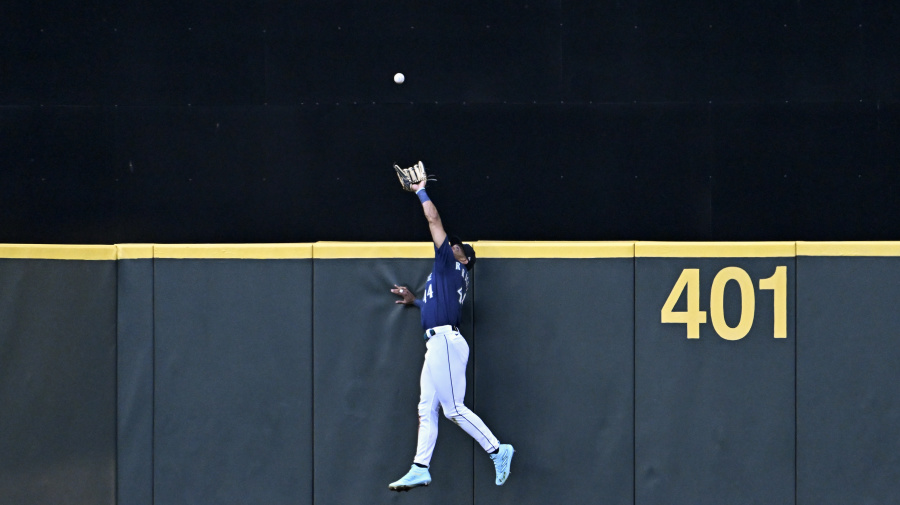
[388,465,431,492]
[490,444,515,485]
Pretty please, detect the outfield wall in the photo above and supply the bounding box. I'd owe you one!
[1,242,898,505]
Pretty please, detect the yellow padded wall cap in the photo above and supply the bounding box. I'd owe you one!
[635,241,796,258]
[313,242,434,259]
[473,241,635,258]
[153,244,312,259]
[117,244,155,259]
[0,244,117,260]
[797,241,900,256]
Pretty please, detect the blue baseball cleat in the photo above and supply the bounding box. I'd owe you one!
[490,444,515,485]
[388,465,432,492]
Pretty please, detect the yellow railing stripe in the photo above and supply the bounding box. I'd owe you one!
[796,241,900,256]
[635,242,796,258]
[153,244,312,259]
[0,244,117,260]
[313,242,434,259]
[474,241,635,258]
[117,244,155,259]
[2,242,900,260]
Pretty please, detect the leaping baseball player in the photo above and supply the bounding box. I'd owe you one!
[389,162,515,492]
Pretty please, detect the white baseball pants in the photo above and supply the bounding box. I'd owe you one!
[414,327,500,467]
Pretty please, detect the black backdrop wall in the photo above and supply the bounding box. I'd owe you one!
[1,2,898,243]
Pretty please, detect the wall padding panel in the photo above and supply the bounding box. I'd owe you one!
[472,242,635,505]
[152,245,313,505]
[796,243,900,505]
[116,245,155,505]
[0,245,117,505]
[634,242,796,505]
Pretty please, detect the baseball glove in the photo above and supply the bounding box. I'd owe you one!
[394,161,428,191]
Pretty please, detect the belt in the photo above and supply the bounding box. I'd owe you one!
[424,325,459,341]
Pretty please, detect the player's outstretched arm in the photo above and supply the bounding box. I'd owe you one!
[410,179,447,249]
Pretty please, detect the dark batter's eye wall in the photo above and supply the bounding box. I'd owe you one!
[1,241,899,505]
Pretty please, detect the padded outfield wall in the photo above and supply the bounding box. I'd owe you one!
[1,242,899,505]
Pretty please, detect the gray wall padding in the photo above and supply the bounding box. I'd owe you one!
[152,259,313,505]
[473,258,635,505]
[635,257,796,505]
[797,257,900,505]
[6,250,900,505]
[117,258,154,505]
[0,259,117,505]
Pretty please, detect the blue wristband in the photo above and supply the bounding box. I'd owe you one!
[416,189,430,203]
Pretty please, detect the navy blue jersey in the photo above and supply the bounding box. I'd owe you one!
[415,237,470,329]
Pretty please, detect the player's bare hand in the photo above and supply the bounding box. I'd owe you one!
[410,179,426,192]
[391,284,416,305]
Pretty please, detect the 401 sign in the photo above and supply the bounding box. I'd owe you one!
[661,266,787,340]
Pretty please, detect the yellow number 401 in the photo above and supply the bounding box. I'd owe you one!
[661,266,787,340]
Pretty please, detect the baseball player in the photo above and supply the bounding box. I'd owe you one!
[388,162,514,492]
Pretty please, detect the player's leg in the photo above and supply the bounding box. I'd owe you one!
[414,352,440,467]
[390,356,437,492]
[435,332,516,485]
[428,332,500,453]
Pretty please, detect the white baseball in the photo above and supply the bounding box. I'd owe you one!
[394,72,405,84]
